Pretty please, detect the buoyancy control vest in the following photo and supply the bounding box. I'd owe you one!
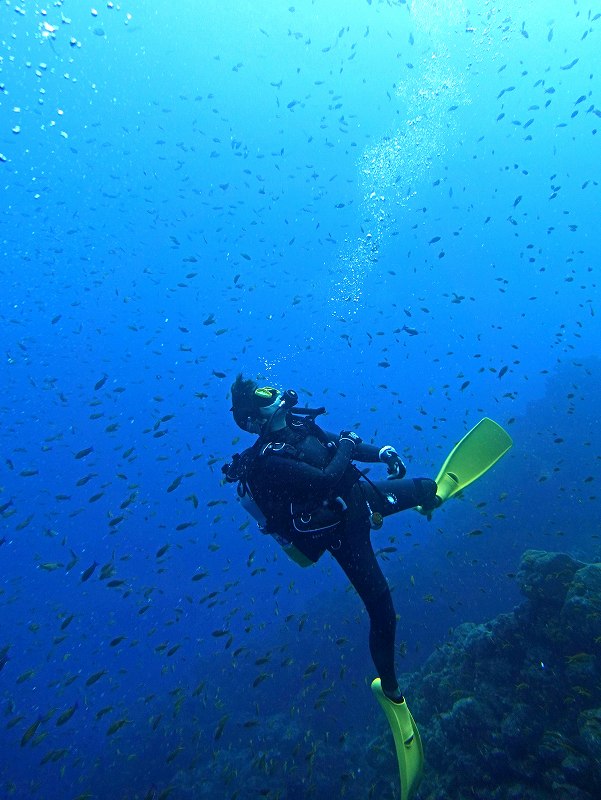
[223,414,353,566]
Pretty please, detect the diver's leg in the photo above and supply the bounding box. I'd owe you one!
[364,477,437,517]
[329,522,400,698]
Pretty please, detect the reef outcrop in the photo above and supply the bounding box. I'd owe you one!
[405,549,601,800]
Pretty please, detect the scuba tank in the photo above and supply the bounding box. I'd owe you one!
[237,483,314,567]
[237,483,267,529]
[223,388,329,568]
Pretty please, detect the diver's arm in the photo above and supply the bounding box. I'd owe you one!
[354,442,381,462]
[259,437,356,490]
[322,429,380,463]
[325,430,406,476]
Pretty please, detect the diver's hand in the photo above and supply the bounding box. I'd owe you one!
[339,430,362,448]
[379,445,406,479]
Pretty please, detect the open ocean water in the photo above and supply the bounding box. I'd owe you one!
[1,1,600,798]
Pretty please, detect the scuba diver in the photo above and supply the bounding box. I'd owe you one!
[223,375,513,800]
[222,374,440,705]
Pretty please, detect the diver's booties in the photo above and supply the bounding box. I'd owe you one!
[382,682,405,704]
[415,478,441,512]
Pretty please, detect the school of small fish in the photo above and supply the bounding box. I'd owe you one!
[0,1,599,798]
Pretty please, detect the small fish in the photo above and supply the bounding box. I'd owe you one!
[99,562,116,580]
[166,745,184,764]
[56,702,78,726]
[106,718,129,736]
[60,614,75,630]
[15,514,34,531]
[16,669,35,684]
[560,58,579,70]
[80,561,98,582]
[39,562,64,572]
[166,475,183,493]
[76,473,97,487]
[150,714,163,731]
[20,717,41,747]
[40,748,69,765]
[86,670,107,687]
[0,646,10,672]
[75,447,94,460]
[213,714,229,740]
[175,522,196,531]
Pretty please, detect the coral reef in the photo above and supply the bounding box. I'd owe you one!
[404,550,601,800]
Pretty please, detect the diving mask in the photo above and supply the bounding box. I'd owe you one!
[252,387,299,431]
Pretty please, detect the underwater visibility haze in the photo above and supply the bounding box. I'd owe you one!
[1,0,601,798]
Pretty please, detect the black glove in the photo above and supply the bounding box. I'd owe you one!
[339,430,362,447]
[379,445,406,479]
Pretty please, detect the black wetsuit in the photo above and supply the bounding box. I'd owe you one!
[242,415,437,696]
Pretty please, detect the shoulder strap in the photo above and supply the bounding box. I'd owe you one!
[302,417,336,447]
[260,441,299,459]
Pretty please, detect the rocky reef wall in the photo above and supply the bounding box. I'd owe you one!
[403,549,601,800]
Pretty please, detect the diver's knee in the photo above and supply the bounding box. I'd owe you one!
[367,587,396,628]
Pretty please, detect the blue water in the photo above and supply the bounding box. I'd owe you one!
[1,1,600,798]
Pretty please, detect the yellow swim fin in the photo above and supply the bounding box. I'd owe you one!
[421,417,513,511]
[371,679,423,800]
